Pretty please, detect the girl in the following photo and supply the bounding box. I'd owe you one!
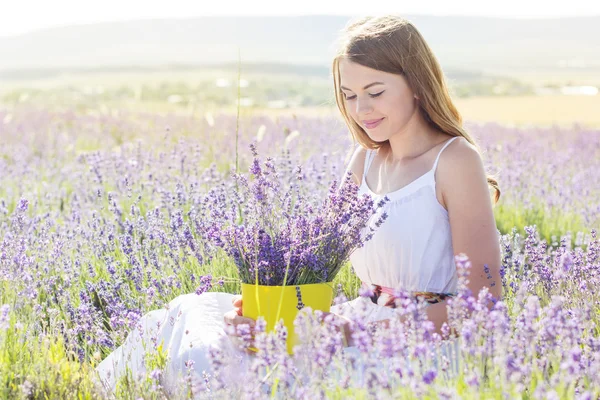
[226,13,502,350]
[97,14,502,395]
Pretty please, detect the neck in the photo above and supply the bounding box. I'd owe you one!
[383,109,441,163]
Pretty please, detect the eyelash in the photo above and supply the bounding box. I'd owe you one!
[343,91,384,101]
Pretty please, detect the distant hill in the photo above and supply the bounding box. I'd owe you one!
[1,15,599,78]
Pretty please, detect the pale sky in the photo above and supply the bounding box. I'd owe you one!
[2,0,599,37]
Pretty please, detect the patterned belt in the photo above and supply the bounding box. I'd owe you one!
[362,281,457,308]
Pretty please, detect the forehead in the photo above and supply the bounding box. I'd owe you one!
[339,59,382,82]
[338,58,397,90]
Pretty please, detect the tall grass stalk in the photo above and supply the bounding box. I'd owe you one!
[235,47,243,224]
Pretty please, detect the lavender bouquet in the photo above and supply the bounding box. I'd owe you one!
[206,144,388,353]
[210,144,389,287]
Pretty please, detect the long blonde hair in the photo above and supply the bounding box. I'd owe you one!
[332,15,501,204]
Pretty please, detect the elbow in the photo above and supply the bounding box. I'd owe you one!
[485,278,502,308]
[470,277,502,308]
[489,283,502,305]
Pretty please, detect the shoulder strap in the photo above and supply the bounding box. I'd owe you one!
[363,149,375,181]
[432,137,460,173]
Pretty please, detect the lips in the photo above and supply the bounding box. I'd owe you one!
[362,118,384,129]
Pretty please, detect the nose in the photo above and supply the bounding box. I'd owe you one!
[355,96,373,115]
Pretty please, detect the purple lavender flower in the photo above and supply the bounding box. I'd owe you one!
[0,304,10,328]
[208,147,388,285]
[422,369,437,384]
[17,198,29,212]
[195,275,213,295]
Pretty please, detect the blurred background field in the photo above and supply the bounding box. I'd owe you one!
[2,66,600,127]
[1,15,599,127]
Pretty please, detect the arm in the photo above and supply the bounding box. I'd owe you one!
[439,138,502,306]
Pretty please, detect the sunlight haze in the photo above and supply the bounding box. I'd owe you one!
[2,0,600,37]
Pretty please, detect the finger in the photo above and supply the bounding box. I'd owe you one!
[232,295,242,306]
[233,314,255,327]
[232,297,242,308]
[224,311,236,326]
[224,320,240,339]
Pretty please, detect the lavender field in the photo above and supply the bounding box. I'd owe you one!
[0,104,599,399]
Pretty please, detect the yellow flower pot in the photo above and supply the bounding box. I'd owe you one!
[241,281,334,354]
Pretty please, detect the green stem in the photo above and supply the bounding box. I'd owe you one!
[235,47,243,224]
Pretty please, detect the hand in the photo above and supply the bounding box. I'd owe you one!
[223,295,257,354]
[319,311,355,347]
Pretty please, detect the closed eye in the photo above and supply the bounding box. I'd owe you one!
[343,91,385,101]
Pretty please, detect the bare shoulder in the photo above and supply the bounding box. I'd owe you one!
[437,136,488,204]
[440,136,481,167]
[345,145,368,186]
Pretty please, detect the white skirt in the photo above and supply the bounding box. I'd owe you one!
[96,292,459,396]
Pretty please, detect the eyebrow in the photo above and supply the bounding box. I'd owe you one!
[340,82,385,91]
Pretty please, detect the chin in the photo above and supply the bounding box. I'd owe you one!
[367,133,389,143]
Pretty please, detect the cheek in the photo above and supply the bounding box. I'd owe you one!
[386,93,417,122]
[344,102,359,122]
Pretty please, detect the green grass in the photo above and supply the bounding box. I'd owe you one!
[0,315,100,399]
[494,202,590,246]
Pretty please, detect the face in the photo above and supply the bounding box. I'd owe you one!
[338,58,418,143]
